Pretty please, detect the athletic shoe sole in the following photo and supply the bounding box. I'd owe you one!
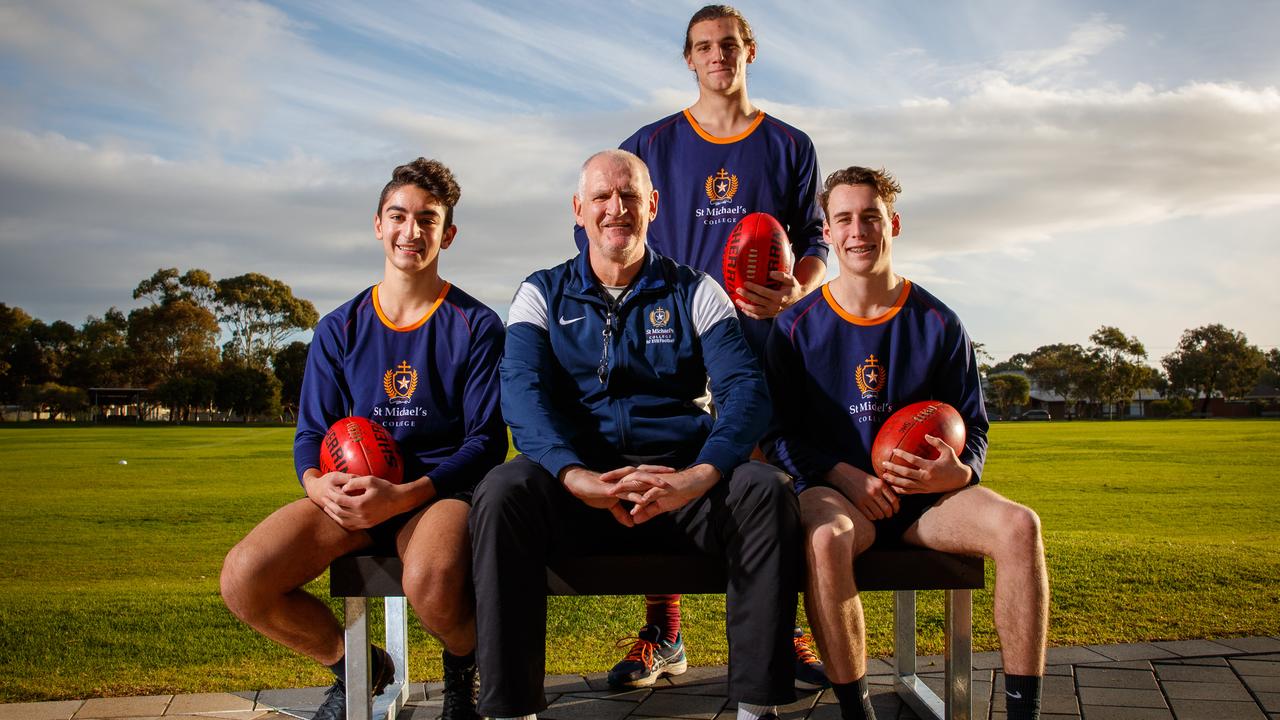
[795,677,828,691]
[611,656,689,688]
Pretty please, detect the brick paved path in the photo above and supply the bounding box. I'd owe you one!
[4,636,1277,719]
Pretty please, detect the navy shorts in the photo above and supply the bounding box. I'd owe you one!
[365,487,473,553]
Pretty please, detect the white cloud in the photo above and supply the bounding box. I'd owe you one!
[775,78,1280,260]
[1000,13,1125,79]
[2,1,1277,360]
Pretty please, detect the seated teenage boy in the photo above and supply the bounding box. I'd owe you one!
[220,158,507,720]
[764,166,1049,720]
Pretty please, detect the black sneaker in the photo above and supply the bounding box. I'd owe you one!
[313,646,395,720]
[441,651,480,720]
[793,627,831,691]
[607,623,688,688]
[312,677,347,720]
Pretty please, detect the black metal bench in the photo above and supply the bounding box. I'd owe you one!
[330,548,983,720]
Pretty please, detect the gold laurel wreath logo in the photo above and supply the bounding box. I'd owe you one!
[854,355,884,399]
[649,307,670,328]
[383,366,419,402]
[704,172,740,202]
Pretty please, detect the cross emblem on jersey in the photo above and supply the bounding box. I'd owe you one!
[704,167,740,204]
[855,354,885,399]
[383,361,419,404]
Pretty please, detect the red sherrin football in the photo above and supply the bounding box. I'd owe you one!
[722,212,794,298]
[870,401,966,478]
[319,416,404,483]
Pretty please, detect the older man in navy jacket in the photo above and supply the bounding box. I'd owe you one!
[471,149,800,720]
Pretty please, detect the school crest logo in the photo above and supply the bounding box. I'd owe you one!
[645,305,675,345]
[854,354,884,399]
[383,361,419,404]
[649,306,670,328]
[704,167,740,205]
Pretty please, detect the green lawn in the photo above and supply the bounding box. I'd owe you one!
[0,420,1277,701]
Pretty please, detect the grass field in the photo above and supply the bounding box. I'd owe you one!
[0,420,1277,701]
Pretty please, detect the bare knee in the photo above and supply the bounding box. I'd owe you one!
[220,533,308,623]
[805,513,859,571]
[403,557,472,634]
[220,540,264,622]
[993,503,1043,560]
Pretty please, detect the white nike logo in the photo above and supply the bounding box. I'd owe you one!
[559,315,586,326]
[1006,690,1023,700]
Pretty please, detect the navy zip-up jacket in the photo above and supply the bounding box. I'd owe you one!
[503,247,769,481]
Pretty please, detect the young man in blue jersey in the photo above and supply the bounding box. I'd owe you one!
[220,158,507,720]
[765,167,1049,720]
[472,149,800,720]
[585,3,831,691]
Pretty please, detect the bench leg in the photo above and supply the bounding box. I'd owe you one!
[893,589,944,720]
[344,597,372,720]
[945,589,973,720]
[378,596,409,720]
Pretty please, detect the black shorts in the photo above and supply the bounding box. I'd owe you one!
[797,482,942,548]
[365,487,473,553]
[870,492,943,548]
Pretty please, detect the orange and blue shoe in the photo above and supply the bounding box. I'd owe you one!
[794,626,831,691]
[606,623,688,688]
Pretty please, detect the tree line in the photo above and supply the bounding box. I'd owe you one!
[982,324,1279,419]
[0,268,317,421]
[3,279,1276,422]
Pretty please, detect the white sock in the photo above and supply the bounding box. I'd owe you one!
[737,702,777,720]
[493,716,536,720]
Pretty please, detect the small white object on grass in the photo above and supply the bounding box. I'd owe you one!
[118,459,128,465]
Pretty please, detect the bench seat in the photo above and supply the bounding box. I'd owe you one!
[330,548,984,720]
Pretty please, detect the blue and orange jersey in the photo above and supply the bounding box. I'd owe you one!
[294,283,507,497]
[577,109,828,352]
[764,280,989,492]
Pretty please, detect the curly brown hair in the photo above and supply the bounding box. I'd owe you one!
[377,157,462,227]
[683,5,755,58]
[820,166,902,218]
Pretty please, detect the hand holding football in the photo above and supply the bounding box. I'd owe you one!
[871,401,966,478]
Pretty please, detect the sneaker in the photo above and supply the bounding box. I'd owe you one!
[313,646,395,720]
[793,627,830,691]
[441,651,480,720]
[606,623,688,688]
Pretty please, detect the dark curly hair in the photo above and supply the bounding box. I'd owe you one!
[683,5,755,58]
[377,157,461,227]
[820,166,902,218]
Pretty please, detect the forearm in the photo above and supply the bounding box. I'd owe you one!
[427,423,508,497]
[679,463,721,486]
[301,468,327,504]
[392,476,439,513]
[698,320,771,473]
[794,255,826,296]
[671,463,721,499]
[824,462,873,503]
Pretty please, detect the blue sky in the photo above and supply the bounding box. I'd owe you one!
[2,0,1277,363]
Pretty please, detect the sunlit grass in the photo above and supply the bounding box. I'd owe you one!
[0,420,1276,700]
